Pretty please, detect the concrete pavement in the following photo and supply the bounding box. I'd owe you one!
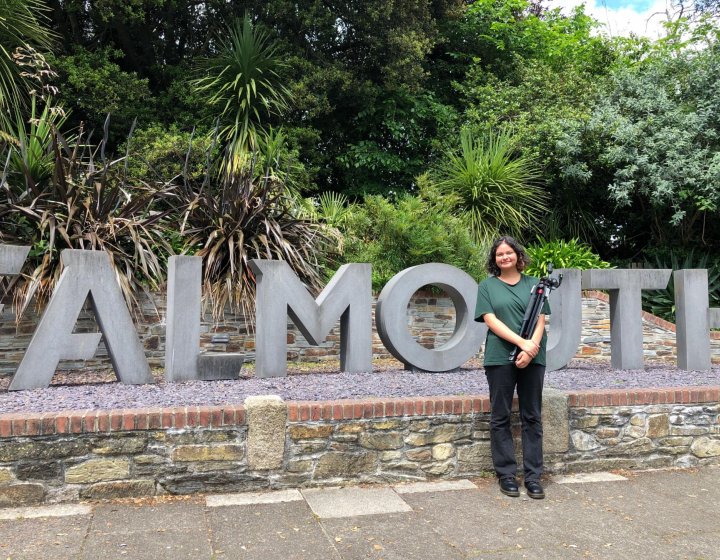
[0,466,718,560]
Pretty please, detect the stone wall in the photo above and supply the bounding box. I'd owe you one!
[2,291,718,375]
[1,387,719,507]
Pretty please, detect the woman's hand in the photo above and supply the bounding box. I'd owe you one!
[519,339,539,359]
[515,351,531,368]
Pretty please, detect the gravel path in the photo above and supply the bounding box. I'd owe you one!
[0,359,718,414]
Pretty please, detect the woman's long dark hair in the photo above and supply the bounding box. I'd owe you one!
[486,236,530,276]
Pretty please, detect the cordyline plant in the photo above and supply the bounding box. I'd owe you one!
[0,113,174,317]
[175,130,336,321]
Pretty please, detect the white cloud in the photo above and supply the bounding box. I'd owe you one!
[547,0,673,39]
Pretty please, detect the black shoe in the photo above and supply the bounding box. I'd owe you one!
[499,477,520,497]
[525,480,545,499]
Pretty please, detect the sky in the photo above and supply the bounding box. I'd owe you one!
[547,0,673,38]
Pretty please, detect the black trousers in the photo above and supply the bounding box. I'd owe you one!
[485,363,545,482]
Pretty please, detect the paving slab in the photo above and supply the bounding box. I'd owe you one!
[0,514,91,560]
[301,486,412,518]
[399,483,555,558]
[207,500,339,560]
[320,510,465,560]
[394,479,478,494]
[0,503,92,520]
[81,526,212,560]
[554,472,628,484]
[89,500,208,534]
[206,488,303,507]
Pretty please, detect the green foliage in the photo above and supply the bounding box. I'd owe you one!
[557,37,720,255]
[335,91,458,195]
[0,122,173,315]
[192,16,292,155]
[641,250,720,323]
[340,182,487,291]
[172,129,334,319]
[301,192,354,229]
[3,96,68,187]
[442,0,613,87]
[121,123,216,184]
[524,238,612,278]
[431,127,546,242]
[49,47,152,146]
[0,0,55,122]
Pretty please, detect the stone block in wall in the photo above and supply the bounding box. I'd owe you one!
[359,432,404,450]
[404,424,472,447]
[0,483,45,507]
[647,414,670,438]
[432,443,455,460]
[92,435,148,455]
[314,451,376,478]
[690,437,720,457]
[80,480,156,500]
[0,440,91,462]
[15,461,62,481]
[65,458,130,484]
[289,425,334,440]
[172,444,244,462]
[158,471,269,495]
[456,441,492,472]
[0,467,14,484]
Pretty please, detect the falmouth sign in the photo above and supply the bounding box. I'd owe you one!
[1,245,719,391]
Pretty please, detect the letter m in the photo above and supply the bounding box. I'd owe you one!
[249,260,372,378]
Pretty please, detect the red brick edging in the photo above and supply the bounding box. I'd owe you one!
[1,387,719,438]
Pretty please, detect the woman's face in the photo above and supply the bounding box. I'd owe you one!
[495,242,518,273]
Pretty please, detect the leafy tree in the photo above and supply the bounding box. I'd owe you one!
[557,41,720,257]
[49,47,152,145]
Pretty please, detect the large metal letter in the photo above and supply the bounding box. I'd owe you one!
[674,269,717,371]
[10,250,153,390]
[546,269,582,372]
[165,256,243,381]
[250,260,372,378]
[0,245,30,315]
[582,269,671,370]
[375,263,486,372]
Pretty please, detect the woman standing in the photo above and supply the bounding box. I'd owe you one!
[474,236,549,499]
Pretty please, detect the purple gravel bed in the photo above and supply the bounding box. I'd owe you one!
[0,361,719,414]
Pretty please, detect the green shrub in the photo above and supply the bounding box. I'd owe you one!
[340,184,487,291]
[524,238,612,278]
[641,250,720,323]
[121,124,216,184]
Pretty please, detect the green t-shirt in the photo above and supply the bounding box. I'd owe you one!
[474,274,551,366]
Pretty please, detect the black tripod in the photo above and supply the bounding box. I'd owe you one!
[509,264,563,362]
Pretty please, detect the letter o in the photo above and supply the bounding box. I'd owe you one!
[376,264,486,372]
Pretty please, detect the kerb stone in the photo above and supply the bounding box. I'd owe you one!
[245,395,287,470]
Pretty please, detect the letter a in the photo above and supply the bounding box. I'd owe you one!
[9,250,153,390]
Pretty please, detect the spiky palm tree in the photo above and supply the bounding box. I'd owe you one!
[192,15,292,163]
[433,128,548,242]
